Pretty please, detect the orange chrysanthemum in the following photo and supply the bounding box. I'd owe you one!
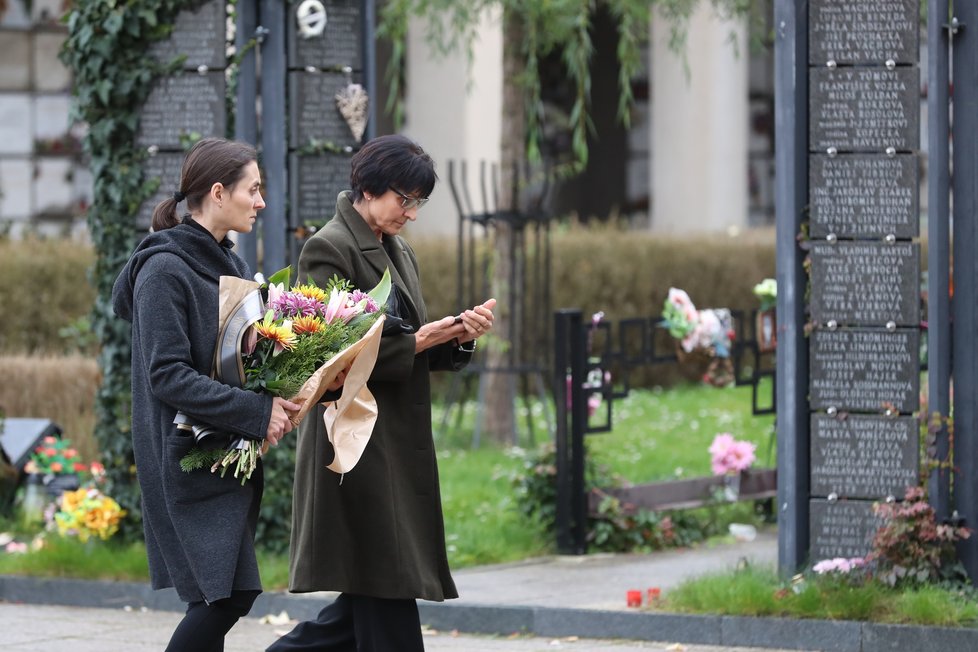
[255,313,297,353]
[292,315,325,335]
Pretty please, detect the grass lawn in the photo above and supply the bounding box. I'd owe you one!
[662,566,978,628]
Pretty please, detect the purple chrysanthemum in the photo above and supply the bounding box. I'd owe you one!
[350,290,380,313]
[271,291,325,319]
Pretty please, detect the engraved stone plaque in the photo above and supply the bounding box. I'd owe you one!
[289,153,352,227]
[811,414,918,499]
[810,154,919,239]
[810,499,884,561]
[810,67,919,152]
[137,72,226,149]
[810,241,920,326]
[148,0,226,70]
[809,0,918,65]
[135,152,186,229]
[287,0,362,71]
[289,71,360,148]
[810,328,920,413]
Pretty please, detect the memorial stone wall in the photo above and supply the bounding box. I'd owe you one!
[135,0,227,229]
[287,0,365,264]
[806,0,921,563]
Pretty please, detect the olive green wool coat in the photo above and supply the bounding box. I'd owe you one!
[288,192,469,601]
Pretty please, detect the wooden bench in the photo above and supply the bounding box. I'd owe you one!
[588,468,777,515]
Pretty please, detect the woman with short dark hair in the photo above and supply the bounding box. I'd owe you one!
[113,137,301,652]
[268,134,495,651]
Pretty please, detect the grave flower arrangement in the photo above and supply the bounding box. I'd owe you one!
[178,267,390,483]
[49,486,126,542]
[709,433,756,477]
[661,288,735,386]
[25,436,86,478]
[709,433,756,501]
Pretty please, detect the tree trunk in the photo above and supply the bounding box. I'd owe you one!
[479,7,527,444]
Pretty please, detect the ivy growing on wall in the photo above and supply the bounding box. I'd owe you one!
[59,1,197,539]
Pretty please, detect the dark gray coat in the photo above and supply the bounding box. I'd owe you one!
[288,192,469,601]
[112,219,273,604]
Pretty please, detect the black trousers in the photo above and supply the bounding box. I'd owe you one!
[266,593,424,652]
[165,589,260,652]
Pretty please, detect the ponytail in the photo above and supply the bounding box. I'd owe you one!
[151,197,181,232]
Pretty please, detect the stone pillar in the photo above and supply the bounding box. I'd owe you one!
[403,10,503,237]
[649,5,748,234]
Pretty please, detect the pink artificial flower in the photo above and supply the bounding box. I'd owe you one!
[812,557,865,574]
[709,433,756,475]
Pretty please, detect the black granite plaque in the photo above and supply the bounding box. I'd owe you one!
[810,68,919,152]
[809,0,918,65]
[137,72,226,149]
[809,499,884,561]
[289,71,361,148]
[148,0,226,70]
[287,0,362,71]
[811,414,918,499]
[810,241,920,326]
[289,152,352,226]
[810,328,920,413]
[810,154,919,239]
[135,152,185,229]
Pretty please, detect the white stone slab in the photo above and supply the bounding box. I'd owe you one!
[33,32,70,91]
[0,1,31,27]
[31,0,67,25]
[33,94,70,141]
[0,30,31,89]
[0,94,32,154]
[33,156,74,216]
[0,159,32,219]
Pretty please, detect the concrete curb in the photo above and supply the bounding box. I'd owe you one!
[3,575,978,652]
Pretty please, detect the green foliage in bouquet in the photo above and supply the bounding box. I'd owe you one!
[59,0,202,541]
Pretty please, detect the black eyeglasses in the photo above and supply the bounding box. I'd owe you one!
[390,187,429,210]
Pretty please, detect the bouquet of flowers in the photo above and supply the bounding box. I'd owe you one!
[178,267,390,483]
[49,486,126,542]
[661,288,736,386]
[661,288,734,358]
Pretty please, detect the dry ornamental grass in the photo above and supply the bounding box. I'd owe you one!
[0,354,100,462]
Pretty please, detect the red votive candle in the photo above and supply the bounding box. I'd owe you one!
[626,590,642,607]
[647,587,661,602]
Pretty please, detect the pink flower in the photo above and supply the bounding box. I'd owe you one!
[322,289,359,325]
[812,557,865,574]
[709,433,756,475]
[349,290,379,313]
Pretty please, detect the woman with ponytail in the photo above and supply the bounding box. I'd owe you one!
[112,138,301,651]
